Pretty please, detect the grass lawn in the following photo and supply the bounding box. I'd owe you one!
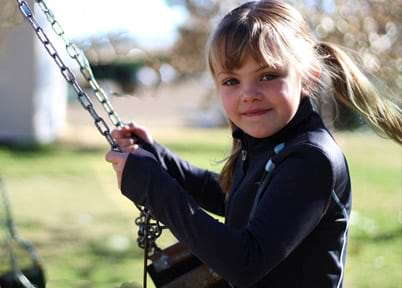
[0,129,400,288]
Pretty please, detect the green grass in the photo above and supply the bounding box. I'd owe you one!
[0,129,400,288]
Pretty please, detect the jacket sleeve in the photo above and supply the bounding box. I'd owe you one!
[131,142,225,216]
[120,145,333,287]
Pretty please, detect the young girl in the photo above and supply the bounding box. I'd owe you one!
[105,1,402,287]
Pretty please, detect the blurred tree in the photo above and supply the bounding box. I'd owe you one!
[167,0,245,76]
[167,0,216,76]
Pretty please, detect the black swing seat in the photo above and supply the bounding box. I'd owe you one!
[148,242,231,288]
[0,236,46,288]
[0,263,46,288]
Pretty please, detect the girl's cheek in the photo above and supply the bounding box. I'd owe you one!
[219,90,229,104]
[220,94,235,115]
[220,86,239,100]
[220,97,229,113]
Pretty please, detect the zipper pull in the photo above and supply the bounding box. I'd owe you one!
[241,149,247,161]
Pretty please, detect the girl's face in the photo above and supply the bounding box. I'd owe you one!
[216,55,303,138]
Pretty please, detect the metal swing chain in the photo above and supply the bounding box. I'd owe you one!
[15,0,163,269]
[17,0,119,151]
[30,0,166,254]
[29,0,164,255]
[33,0,123,128]
[29,3,167,249]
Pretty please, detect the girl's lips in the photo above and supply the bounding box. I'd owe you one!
[241,108,272,116]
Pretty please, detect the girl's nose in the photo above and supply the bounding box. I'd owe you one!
[241,85,263,102]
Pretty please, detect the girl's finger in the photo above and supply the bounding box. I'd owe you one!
[122,144,139,153]
[111,127,124,139]
[121,122,153,144]
[124,122,147,135]
[126,122,138,130]
[116,138,135,147]
[105,151,124,163]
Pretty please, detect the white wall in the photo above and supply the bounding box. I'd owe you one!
[0,2,67,145]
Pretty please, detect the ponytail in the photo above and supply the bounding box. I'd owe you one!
[315,42,402,144]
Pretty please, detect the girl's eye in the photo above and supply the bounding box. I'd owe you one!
[222,78,239,86]
[261,74,278,81]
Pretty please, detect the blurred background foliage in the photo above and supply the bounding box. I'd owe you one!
[167,0,402,89]
[79,0,401,129]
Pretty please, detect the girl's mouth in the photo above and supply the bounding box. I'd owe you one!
[241,108,272,117]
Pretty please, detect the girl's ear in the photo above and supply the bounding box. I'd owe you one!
[302,66,321,96]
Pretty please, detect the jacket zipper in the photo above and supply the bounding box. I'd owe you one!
[241,149,247,161]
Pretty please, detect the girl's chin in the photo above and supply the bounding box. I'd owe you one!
[243,128,276,139]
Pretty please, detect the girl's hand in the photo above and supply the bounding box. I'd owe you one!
[111,122,153,153]
[105,151,129,189]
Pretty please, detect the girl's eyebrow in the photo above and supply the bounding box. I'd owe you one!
[216,71,232,77]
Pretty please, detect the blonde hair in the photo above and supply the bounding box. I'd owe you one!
[207,0,402,192]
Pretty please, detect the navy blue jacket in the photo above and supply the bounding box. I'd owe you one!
[121,97,352,288]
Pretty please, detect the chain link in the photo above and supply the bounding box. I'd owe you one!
[15,0,164,258]
[135,211,163,256]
